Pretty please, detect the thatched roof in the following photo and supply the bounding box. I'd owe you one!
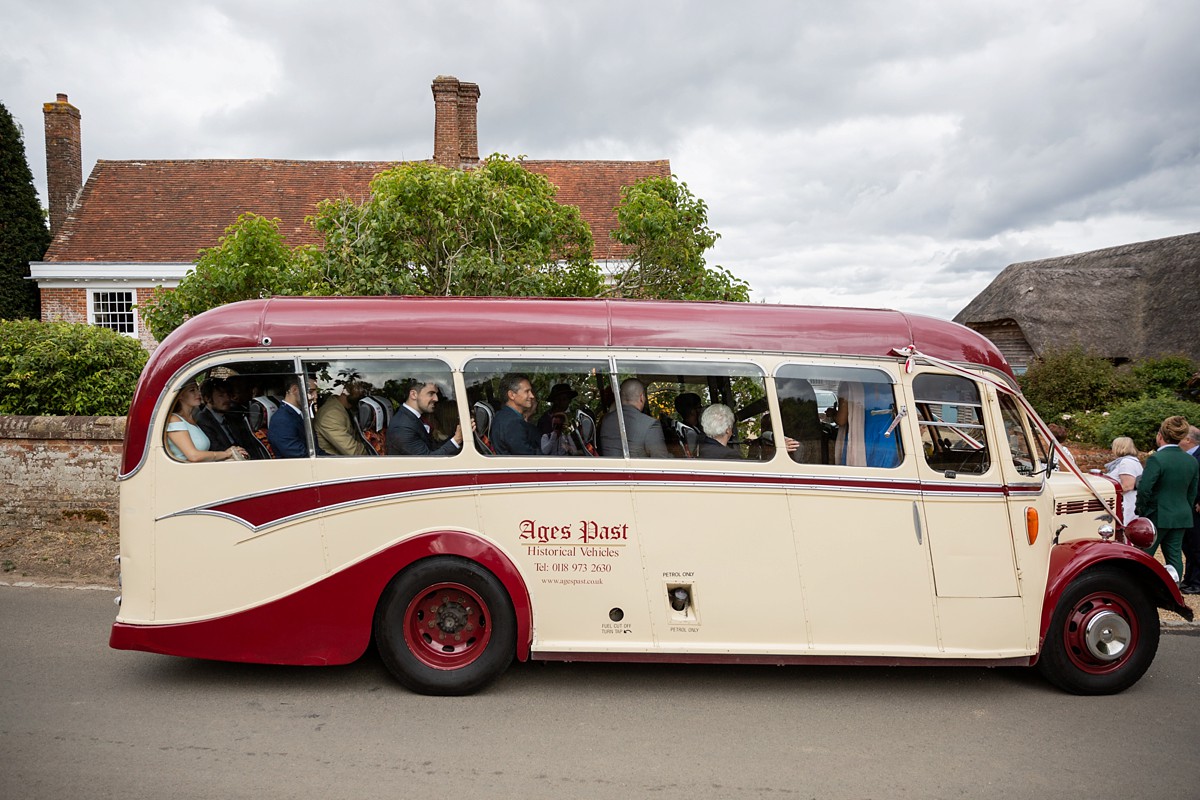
[954,231,1200,364]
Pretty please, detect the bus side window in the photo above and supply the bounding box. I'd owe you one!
[463,359,609,457]
[913,373,990,475]
[612,360,769,461]
[776,365,902,468]
[303,358,456,457]
[998,394,1038,475]
[163,360,296,462]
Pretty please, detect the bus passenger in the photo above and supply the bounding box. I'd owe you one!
[537,383,577,436]
[599,378,670,458]
[165,380,247,463]
[777,377,824,464]
[196,375,271,460]
[267,375,310,458]
[315,378,374,456]
[698,404,741,460]
[490,374,540,455]
[388,380,463,456]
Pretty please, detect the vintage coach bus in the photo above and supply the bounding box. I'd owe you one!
[110,297,1191,695]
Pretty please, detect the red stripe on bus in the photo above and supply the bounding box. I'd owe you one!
[188,470,1015,531]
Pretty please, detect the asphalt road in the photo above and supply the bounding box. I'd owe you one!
[2,584,1198,800]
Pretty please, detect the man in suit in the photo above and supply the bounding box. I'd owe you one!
[1180,426,1200,594]
[195,374,271,459]
[267,375,310,458]
[599,378,670,459]
[387,379,463,456]
[314,377,375,456]
[489,373,540,456]
[1135,416,1200,583]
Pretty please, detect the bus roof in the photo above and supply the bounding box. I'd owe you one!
[121,296,1011,476]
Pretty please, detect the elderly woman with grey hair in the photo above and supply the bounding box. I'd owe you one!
[698,404,741,460]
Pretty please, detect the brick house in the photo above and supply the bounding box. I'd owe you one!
[30,77,670,348]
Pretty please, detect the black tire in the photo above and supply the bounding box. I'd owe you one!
[1038,567,1159,695]
[374,556,516,696]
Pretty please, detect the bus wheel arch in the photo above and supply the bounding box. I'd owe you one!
[374,555,518,695]
[1037,565,1159,695]
[369,530,533,661]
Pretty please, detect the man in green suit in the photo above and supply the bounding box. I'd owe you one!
[1135,416,1200,582]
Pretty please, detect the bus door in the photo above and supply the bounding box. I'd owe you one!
[906,371,1028,654]
[777,363,939,655]
[616,359,807,654]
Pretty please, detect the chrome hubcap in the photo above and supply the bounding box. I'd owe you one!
[1084,610,1131,662]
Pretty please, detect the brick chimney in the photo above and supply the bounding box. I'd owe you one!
[457,81,480,162]
[431,76,481,167]
[44,93,83,237]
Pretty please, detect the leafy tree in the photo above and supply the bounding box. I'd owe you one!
[139,213,313,342]
[1129,355,1197,399]
[137,158,752,341]
[0,319,147,415]
[607,175,749,302]
[309,156,602,298]
[1097,397,1200,452]
[0,102,51,320]
[1019,345,1137,421]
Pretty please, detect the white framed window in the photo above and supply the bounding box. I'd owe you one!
[88,289,137,336]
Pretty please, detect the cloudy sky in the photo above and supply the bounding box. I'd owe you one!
[4,0,1198,320]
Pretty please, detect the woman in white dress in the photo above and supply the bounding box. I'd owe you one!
[165,380,247,462]
[1104,436,1143,524]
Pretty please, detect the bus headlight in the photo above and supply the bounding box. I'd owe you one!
[1123,518,1156,549]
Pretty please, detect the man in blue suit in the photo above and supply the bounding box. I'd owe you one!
[387,379,463,456]
[490,373,540,455]
[267,375,311,458]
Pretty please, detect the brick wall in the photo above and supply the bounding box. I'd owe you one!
[40,287,88,324]
[0,416,124,581]
[40,287,159,351]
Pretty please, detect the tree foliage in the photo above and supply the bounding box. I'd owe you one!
[1019,346,1136,420]
[1129,355,1197,399]
[139,213,311,342]
[1022,347,1200,446]
[0,319,147,415]
[608,175,749,302]
[1096,397,1200,452]
[137,158,748,341]
[309,156,601,298]
[0,102,51,320]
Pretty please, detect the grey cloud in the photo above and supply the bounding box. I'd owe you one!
[5,0,1197,320]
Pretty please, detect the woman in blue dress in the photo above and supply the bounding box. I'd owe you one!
[165,379,247,462]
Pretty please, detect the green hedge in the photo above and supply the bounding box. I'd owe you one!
[1096,398,1200,452]
[0,319,147,416]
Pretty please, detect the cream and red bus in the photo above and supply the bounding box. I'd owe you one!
[110,297,1191,695]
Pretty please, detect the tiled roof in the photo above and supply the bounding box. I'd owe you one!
[45,158,671,263]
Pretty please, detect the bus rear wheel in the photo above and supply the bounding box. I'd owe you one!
[1037,567,1159,695]
[374,557,516,696]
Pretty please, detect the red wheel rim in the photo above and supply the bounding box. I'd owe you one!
[1061,590,1139,675]
[402,582,492,670]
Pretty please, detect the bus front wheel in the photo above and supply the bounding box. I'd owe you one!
[1037,567,1159,695]
[374,556,516,696]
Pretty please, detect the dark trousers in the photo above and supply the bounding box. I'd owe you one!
[1147,528,1187,582]
[1183,522,1200,587]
